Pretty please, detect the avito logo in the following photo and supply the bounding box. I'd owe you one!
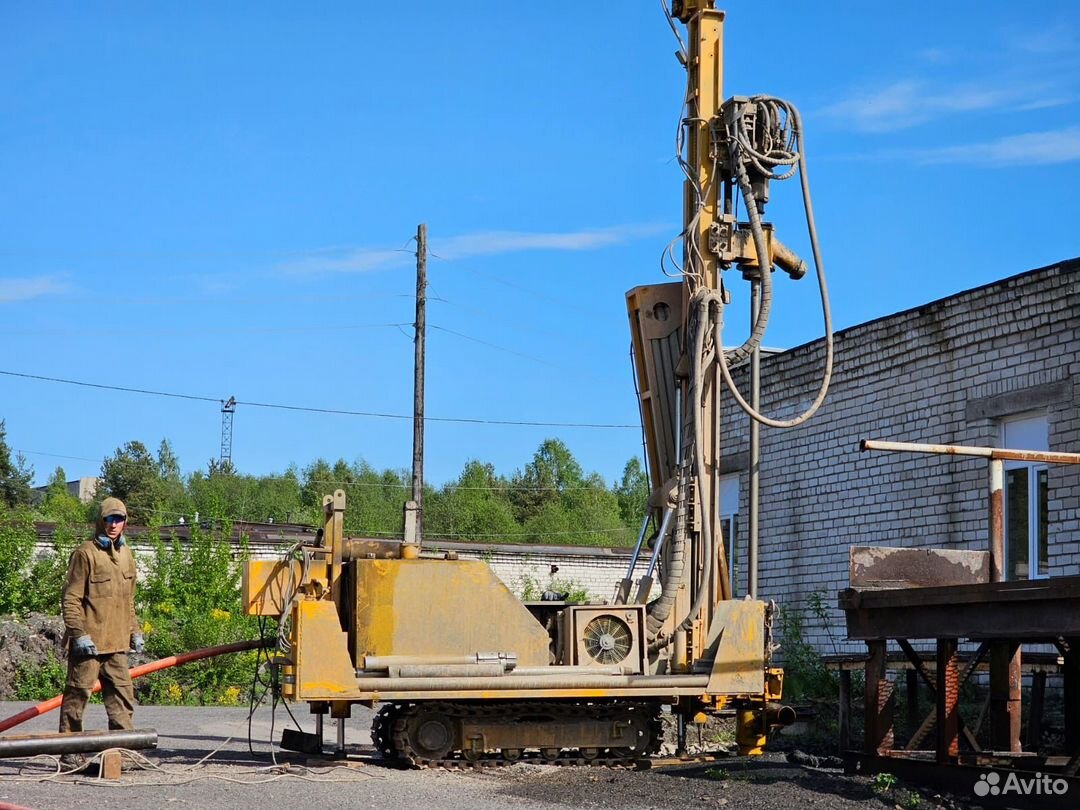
[974,771,1069,798]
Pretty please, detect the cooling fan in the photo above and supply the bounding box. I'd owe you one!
[565,605,645,673]
[582,614,633,665]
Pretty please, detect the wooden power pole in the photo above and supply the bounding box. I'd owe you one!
[406,223,427,545]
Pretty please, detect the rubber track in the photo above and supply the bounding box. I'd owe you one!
[386,700,663,770]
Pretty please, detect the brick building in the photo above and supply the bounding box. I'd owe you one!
[717,258,1080,654]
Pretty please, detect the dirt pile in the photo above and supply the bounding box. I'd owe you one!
[0,613,67,700]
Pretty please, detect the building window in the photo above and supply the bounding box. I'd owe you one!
[719,474,739,596]
[1002,415,1049,580]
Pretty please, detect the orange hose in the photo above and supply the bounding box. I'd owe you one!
[0,638,272,735]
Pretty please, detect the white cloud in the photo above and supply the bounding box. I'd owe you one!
[820,79,1070,133]
[908,126,1080,167]
[0,275,71,304]
[278,247,408,276]
[435,224,668,260]
[1013,24,1077,55]
[278,223,669,277]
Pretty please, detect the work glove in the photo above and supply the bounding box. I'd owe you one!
[72,635,97,657]
[131,634,145,654]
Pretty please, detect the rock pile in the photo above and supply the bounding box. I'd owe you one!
[0,613,67,700]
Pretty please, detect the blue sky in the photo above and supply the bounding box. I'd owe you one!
[2,2,1079,491]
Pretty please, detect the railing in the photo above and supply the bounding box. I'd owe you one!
[859,439,1080,583]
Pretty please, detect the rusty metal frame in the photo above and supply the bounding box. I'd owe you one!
[842,439,1080,792]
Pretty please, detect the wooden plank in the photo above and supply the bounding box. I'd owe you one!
[100,750,122,780]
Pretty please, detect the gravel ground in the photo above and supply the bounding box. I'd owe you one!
[0,701,974,810]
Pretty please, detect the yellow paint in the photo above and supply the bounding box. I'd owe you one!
[242,559,328,616]
[352,558,549,667]
[703,600,766,695]
[736,707,766,756]
[295,600,365,699]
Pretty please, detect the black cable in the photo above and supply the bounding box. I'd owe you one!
[0,368,637,429]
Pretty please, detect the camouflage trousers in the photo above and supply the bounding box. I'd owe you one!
[59,652,135,732]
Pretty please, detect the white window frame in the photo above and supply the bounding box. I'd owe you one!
[719,474,739,596]
[1002,415,1050,581]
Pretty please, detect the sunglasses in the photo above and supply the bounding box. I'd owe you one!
[104,515,127,524]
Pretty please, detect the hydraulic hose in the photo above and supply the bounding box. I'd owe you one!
[0,638,272,734]
[719,99,834,428]
[676,291,717,635]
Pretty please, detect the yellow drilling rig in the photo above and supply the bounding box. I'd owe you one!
[243,0,830,767]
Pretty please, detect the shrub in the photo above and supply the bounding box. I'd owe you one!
[135,523,260,704]
[14,650,66,701]
[777,594,837,701]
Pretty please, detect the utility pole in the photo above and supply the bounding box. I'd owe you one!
[405,224,427,546]
[220,396,237,467]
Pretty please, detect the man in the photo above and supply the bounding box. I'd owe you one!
[59,497,144,765]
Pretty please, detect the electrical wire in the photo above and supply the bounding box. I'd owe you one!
[0,323,413,338]
[0,369,638,429]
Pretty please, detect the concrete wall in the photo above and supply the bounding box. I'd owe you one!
[718,259,1080,654]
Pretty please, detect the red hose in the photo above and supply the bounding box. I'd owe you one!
[0,638,272,734]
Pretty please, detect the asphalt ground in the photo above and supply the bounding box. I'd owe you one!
[0,701,958,810]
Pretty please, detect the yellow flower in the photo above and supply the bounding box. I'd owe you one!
[141,621,153,635]
[166,683,183,702]
[210,608,231,621]
[218,686,242,706]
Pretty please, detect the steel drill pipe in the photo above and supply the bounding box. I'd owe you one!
[0,728,157,759]
[0,638,272,734]
[351,673,710,691]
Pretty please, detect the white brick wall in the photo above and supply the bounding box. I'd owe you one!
[719,260,1080,655]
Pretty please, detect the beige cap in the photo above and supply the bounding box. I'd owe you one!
[99,497,128,519]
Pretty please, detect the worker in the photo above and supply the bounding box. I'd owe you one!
[58,496,144,766]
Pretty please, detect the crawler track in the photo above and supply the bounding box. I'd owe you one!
[374,700,663,769]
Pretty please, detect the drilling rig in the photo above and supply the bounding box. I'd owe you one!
[243,0,830,766]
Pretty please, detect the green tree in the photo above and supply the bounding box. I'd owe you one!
[304,458,407,538]
[136,523,259,703]
[614,457,650,526]
[509,438,584,523]
[0,419,34,509]
[426,460,517,541]
[0,508,35,615]
[153,440,192,523]
[188,466,305,526]
[100,441,162,523]
[39,466,92,525]
[504,440,631,546]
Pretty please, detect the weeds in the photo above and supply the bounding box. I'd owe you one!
[777,593,837,701]
[517,571,589,603]
[135,522,260,705]
[14,650,66,701]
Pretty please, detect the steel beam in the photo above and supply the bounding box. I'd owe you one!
[936,639,959,763]
[864,641,893,755]
[0,728,157,759]
[990,640,1022,753]
[840,575,1080,641]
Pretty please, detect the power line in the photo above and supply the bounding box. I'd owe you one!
[429,324,556,367]
[13,448,101,464]
[0,322,413,337]
[0,368,639,429]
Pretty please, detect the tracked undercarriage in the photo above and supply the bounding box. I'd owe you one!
[371,700,664,768]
